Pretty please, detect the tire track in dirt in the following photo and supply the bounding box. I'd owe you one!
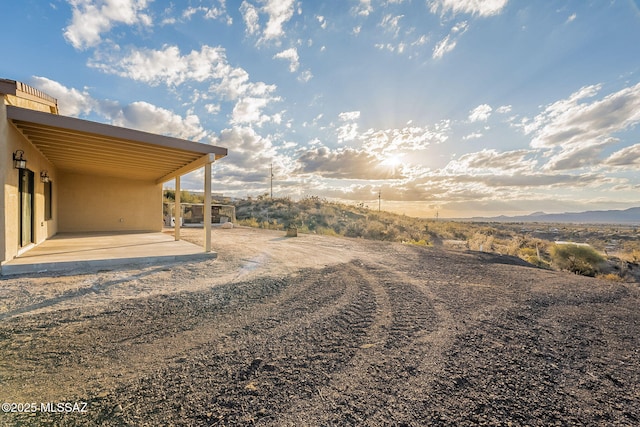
[70,258,446,426]
[10,261,377,426]
[272,260,448,426]
[0,264,360,408]
[278,247,529,426]
[110,262,379,425]
[198,261,382,425]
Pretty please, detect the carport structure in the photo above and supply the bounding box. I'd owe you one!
[1,79,227,273]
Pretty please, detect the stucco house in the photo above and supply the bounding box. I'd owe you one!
[1,78,227,270]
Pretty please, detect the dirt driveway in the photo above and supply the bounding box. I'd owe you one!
[1,227,639,426]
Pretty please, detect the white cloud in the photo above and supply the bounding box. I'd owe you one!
[297,70,313,82]
[182,3,232,24]
[524,82,640,170]
[316,15,327,29]
[376,32,428,56]
[463,131,483,140]
[262,0,295,41]
[432,21,468,59]
[241,0,295,44]
[444,149,536,175]
[496,105,512,114]
[215,126,277,171]
[112,101,206,140]
[339,111,361,121]
[29,76,97,116]
[380,14,404,37]
[210,126,301,190]
[182,6,201,20]
[296,146,407,180]
[566,13,577,24]
[240,1,260,35]
[605,143,640,168]
[231,96,281,125]
[90,45,230,86]
[335,111,361,142]
[544,139,616,171]
[205,104,221,114]
[432,35,454,59]
[429,0,509,17]
[361,121,451,154]
[89,44,281,124]
[337,123,360,142]
[523,84,601,141]
[352,0,373,16]
[64,0,152,50]
[214,68,265,100]
[30,77,206,140]
[469,104,493,122]
[412,35,429,47]
[273,47,300,72]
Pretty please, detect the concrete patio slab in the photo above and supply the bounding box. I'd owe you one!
[1,231,216,276]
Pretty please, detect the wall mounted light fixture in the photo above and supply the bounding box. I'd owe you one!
[13,150,26,169]
[40,170,50,183]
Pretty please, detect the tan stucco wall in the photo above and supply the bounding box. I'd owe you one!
[57,172,163,232]
[1,102,58,264]
[0,102,6,263]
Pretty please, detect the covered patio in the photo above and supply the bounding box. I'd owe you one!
[1,79,227,275]
[1,231,215,276]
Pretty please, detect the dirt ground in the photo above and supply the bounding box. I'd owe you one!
[1,227,639,426]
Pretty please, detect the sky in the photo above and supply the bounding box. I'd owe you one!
[2,0,640,218]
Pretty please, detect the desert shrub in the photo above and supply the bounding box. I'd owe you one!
[491,238,513,255]
[518,245,551,267]
[404,239,429,246]
[297,224,311,234]
[550,244,605,277]
[316,226,339,237]
[519,247,537,257]
[628,249,640,263]
[344,220,365,238]
[238,218,260,228]
[523,255,551,269]
[468,233,494,252]
[261,220,283,230]
[596,273,625,282]
[364,221,386,240]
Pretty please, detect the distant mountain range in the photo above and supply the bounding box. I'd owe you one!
[462,207,640,224]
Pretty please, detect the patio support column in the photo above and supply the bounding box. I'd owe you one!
[174,176,181,241]
[204,162,212,252]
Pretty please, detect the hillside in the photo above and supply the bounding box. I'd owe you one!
[228,196,640,282]
[467,207,640,224]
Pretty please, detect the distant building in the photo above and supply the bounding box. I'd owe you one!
[554,241,591,247]
[163,202,236,226]
[1,78,227,268]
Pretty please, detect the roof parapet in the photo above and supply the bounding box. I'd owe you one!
[1,78,59,114]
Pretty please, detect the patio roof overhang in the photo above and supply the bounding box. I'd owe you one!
[6,105,227,183]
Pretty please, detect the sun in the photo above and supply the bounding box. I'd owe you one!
[381,154,404,168]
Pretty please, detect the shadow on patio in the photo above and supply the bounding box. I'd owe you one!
[1,231,216,276]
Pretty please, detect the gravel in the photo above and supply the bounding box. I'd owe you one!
[1,227,638,426]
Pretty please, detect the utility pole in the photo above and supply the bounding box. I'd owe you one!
[270,163,273,199]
